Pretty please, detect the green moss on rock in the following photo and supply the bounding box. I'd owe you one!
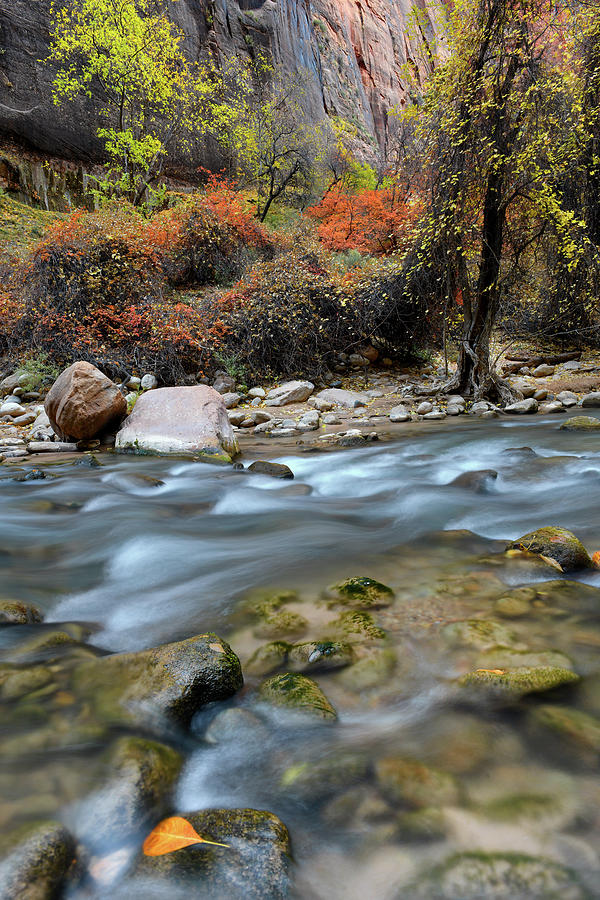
[397,807,447,842]
[0,600,43,625]
[530,705,600,759]
[410,851,589,899]
[246,642,291,676]
[258,673,337,720]
[442,619,519,650]
[0,820,75,900]
[328,576,394,609]
[326,610,386,641]
[459,665,580,699]
[506,526,593,572]
[560,415,600,431]
[253,610,308,640]
[477,647,574,671]
[136,808,291,898]
[287,640,354,673]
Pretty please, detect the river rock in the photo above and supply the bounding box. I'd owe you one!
[410,852,587,899]
[375,757,460,809]
[0,599,43,625]
[27,410,55,442]
[258,673,337,720]
[442,619,518,650]
[246,642,291,676]
[560,415,600,430]
[458,665,579,699]
[0,403,25,417]
[530,705,600,762]
[532,364,555,377]
[221,392,241,409]
[72,633,243,729]
[539,401,563,414]
[27,441,78,453]
[416,401,433,415]
[212,373,236,394]
[137,808,291,898]
[329,576,394,609]
[248,461,294,479]
[0,373,21,398]
[506,526,593,571]
[557,391,578,406]
[45,362,126,440]
[140,373,158,391]
[389,404,410,422]
[511,380,536,398]
[265,381,314,406]
[450,469,498,492]
[505,398,538,414]
[0,820,75,900]
[71,736,182,853]
[315,388,368,409]
[248,387,266,399]
[281,752,368,802]
[580,391,600,407]
[287,640,354,672]
[115,386,239,461]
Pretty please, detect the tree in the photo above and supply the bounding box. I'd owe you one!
[401,0,599,400]
[48,0,226,206]
[222,59,325,222]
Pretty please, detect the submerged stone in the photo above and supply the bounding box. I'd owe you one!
[326,610,386,641]
[337,646,396,691]
[280,753,368,801]
[137,808,291,899]
[328,576,394,609]
[375,757,460,809]
[410,851,588,899]
[458,665,580,699]
[0,820,75,900]
[287,641,354,673]
[506,526,593,572]
[442,619,519,650]
[397,807,447,842]
[246,642,291,676]
[477,647,574,671]
[530,705,600,760]
[258,673,337,720]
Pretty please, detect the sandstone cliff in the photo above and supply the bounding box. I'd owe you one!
[0,0,442,167]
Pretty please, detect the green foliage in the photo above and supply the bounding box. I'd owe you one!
[48,0,231,206]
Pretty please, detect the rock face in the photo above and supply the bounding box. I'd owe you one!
[0,1,442,172]
[44,361,126,440]
[115,385,239,460]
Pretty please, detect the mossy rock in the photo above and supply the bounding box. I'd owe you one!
[287,641,354,673]
[246,642,291,676]
[321,785,391,829]
[136,808,291,899]
[397,807,447,842]
[494,587,537,618]
[74,736,182,852]
[253,610,308,641]
[336,646,396,691]
[328,576,394,609]
[442,619,519,650]
[458,665,580,699]
[0,600,43,625]
[476,647,574,671]
[410,852,589,899]
[258,673,337,720]
[243,590,298,618]
[560,415,600,431]
[0,820,75,900]
[526,579,600,614]
[530,705,600,759]
[480,792,565,824]
[506,526,593,572]
[7,630,79,662]
[375,757,460,809]
[72,633,243,729]
[0,665,53,701]
[280,752,368,801]
[326,610,386,641]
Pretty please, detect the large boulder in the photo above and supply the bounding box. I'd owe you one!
[45,362,126,440]
[72,633,243,730]
[506,526,593,571]
[265,381,314,406]
[136,808,291,898]
[115,386,239,461]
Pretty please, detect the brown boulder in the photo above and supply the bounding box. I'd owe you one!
[115,386,239,461]
[45,362,126,441]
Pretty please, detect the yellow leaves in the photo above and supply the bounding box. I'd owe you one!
[142,816,229,857]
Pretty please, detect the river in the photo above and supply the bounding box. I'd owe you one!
[1,414,599,898]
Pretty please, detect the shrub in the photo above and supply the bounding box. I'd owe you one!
[219,249,359,379]
[13,204,227,381]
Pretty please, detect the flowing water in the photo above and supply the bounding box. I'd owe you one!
[1,415,600,898]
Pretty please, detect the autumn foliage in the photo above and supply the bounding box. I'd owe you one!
[306,186,419,256]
